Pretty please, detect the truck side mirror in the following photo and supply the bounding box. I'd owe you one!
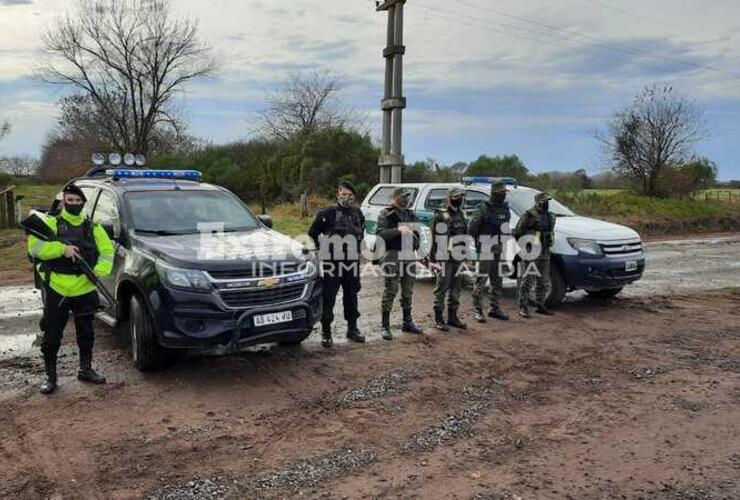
[101,220,121,241]
[258,215,273,229]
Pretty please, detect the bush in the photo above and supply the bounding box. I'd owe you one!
[0,171,13,188]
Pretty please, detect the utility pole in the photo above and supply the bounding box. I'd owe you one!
[377,0,406,183]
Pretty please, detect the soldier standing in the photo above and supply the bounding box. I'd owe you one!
[429,187,468,331]
[513,192,556,318]
[376,187,424,340]
[308,180,366,348]
[469,181,511,322]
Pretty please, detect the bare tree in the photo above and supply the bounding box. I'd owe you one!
[0,155,39,177]
[40,0,216,154]
[252,70,358,141]
[597,84,708,196]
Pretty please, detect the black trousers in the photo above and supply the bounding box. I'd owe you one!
[40,286,98,365]
[321,274,361,328]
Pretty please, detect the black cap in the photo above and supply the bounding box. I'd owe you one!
[338,180,356,195]
[62,184,87,203]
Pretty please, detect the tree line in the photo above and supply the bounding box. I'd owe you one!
[4,0,728,202]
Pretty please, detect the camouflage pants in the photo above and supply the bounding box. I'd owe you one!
[472,253,504,311]
[381,255,416,313]
[517,254,551,307]
[433,261,465,312]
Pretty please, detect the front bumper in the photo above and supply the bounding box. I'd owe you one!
[556,253,645,290]
[150,279,323,350]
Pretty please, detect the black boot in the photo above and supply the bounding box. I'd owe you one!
[321,323,333,348]
[473,308,486,323]
[40,354,57,395]
[434,308,449,332]
[346,320,366,343]
[519,305,531,318]
[447,308,467,329]
[536,304,555,316]
[487,305,510,321]
[381,311,394,340]
[77,353,106,384]
[402,308,423,335]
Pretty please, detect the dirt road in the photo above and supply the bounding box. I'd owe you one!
[0,236,738,499]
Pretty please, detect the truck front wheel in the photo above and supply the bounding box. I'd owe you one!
[130,294,165,371]
[545,266,567,307]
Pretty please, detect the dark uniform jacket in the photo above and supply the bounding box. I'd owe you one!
[469,200,511,253]
[308,205,365,263]
[376,205,419,253]
[513,208,556,255]
[430,208,468,262]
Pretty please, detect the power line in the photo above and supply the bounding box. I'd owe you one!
[451,0,733,77]
[580,0,726,45]
[411,4,685,77]
[411,2,739,80]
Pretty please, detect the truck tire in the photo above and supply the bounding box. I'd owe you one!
[587,287,623,299]
[279,329,313,346]
[130,294,164,371]
[545,266,567,308]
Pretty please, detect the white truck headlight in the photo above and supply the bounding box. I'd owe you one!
[567,238,604,257]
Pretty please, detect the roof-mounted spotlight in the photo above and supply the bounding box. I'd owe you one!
[109,153,122,166]
[123,153,136,166]
[92,153,105,166]
[134,154,146,167]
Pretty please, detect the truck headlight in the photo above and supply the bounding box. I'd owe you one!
[567,238,603,257]
[299,259,318,279]
[156,262,213,292]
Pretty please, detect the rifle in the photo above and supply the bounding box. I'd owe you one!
[20,212,117,307]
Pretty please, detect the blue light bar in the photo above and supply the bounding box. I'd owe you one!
[106,169,202,181]
[462,176,518,185]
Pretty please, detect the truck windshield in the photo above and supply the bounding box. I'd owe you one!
[506,189,575,217]
[126,190,260,234]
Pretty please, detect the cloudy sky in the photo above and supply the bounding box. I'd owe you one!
[1,0,739,179]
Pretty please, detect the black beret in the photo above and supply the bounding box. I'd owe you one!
[338,180,356,195]
[62,184,87,203]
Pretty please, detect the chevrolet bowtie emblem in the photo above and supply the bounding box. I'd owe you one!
[258,277,279,288]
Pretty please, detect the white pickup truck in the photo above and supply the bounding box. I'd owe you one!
[360,178,645,306]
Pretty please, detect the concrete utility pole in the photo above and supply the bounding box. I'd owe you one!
[377,0,406,183]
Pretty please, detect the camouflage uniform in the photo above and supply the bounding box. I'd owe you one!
[513,193,556,311]
[376,188,424,338]
[377,205,419,314]
[469,182,511,318]
[430,190,468,321]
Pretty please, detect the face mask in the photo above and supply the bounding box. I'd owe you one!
[337,194,355,208]
[449,197,463,209]
[539,201,549,212]
[492,192,506,204]
[397,194,410,208]
[65,203,84,216]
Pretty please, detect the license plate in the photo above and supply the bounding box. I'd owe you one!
[254,311,293,327]
[625,261,638,272]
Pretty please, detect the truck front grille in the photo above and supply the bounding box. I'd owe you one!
[218,283,306,309]
[208,262,299,280]
[599,239,643,258]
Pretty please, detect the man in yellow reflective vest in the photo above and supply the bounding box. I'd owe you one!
[28,184,114,394]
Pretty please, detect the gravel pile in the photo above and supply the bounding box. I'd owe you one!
[338,369,411,405]
[240,448,377,495]
[401,386,497,454]
[148,477,230,500]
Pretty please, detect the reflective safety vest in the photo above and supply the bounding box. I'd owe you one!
[27,210,115,297]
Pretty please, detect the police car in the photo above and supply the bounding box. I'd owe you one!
[361,177,645,306]
[40,154,322,371]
